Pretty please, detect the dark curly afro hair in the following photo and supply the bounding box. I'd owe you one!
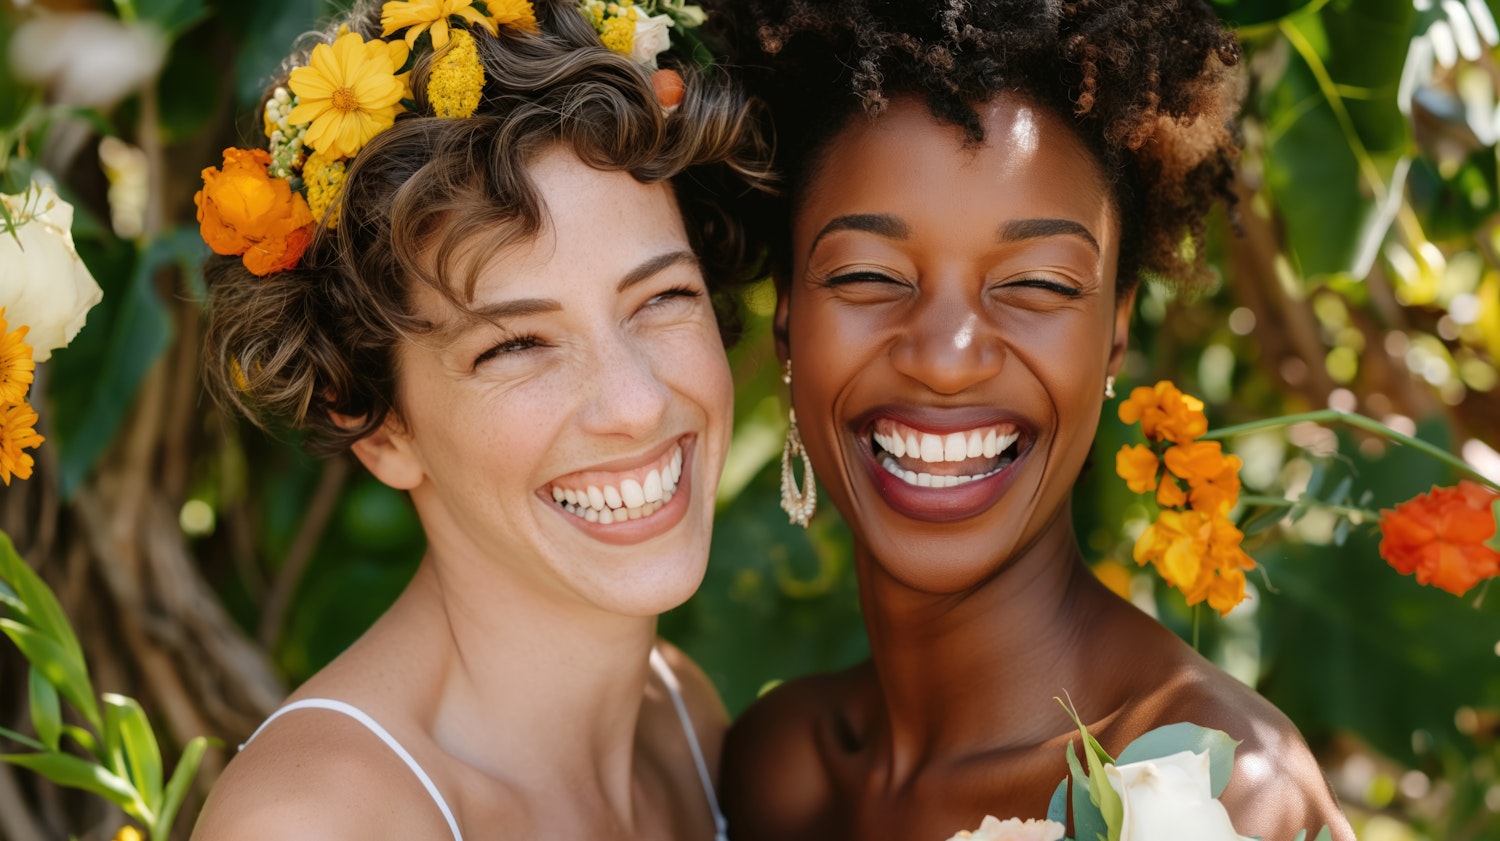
[704,0,1242,292]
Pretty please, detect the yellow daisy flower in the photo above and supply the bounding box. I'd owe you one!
[0,401,43,486]
[485,0,538,33]
[287,32,410,160]
[0,309,36,407]
[428,29,486,118]
[382,0,498,49]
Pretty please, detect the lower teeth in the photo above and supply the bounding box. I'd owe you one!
[878,453,1009,487]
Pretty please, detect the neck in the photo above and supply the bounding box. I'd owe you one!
[394,542,661,826]
[855,511,1119,778]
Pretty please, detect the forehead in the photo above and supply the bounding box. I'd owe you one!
[796,94,1116,245]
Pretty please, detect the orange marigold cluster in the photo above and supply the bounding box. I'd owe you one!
[1115,381,1254,615]
[0,309,42,485]
[1378,481,1500,596]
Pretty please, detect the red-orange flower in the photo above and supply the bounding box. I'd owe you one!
[1118,380,1208,444]
[1379,481,1500,596]
[195,148,316,276]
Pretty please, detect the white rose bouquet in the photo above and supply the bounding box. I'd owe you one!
[943,702,1332,841]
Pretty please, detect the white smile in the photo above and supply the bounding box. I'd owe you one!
[871,420,1020,488]
[548,443,684,525]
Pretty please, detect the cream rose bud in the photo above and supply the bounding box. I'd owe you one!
[1105,749,1256,841]
[943,816,1066,841]
[630,14,674,68]
[0,184,105,361]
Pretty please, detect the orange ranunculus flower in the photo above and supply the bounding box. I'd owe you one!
[195,148,316,276]
[1118,381,1208,444]
[1116,444,1160,494]
[1379,481,1500,596]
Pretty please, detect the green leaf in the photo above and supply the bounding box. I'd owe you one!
[0,726,47,752]
[1212,0,1320,28]
[29,668,62,752]
[156,737,210,841]
[1046,777,1069,825]
[0,532,87,663]
[1066,740,1108,841]
[1239,503,1289,537]
[1,752,140,812]
[63,725,101,756]
[134,0,208,35]
[50,229,190,497]
[103,694,164,814]
[1114,722,1242,798]
[0,619,103,732]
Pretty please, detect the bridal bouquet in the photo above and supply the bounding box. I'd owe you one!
[943,704,1331,841]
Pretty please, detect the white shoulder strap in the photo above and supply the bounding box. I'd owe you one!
[241,698,463,841]
[649,648,730,841]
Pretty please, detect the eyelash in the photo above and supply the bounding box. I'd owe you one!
[471,286,704,367]
[822,272,1080,298]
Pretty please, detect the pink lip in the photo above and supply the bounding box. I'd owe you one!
[852,406,1033,524]
[541,437,697,546]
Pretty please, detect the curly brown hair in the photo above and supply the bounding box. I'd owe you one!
[702,0,1241,292]
[204,0,774,455]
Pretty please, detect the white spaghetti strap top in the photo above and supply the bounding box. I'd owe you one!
[649,647,730,841]
[241,648,727,841]
[240,697,464,841]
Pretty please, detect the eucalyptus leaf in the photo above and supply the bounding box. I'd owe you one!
[1,752,141,813]
[1328,476,1354,506]
[1047,777,1068,826]
[1114,722,1241,799]
[28,668,62,752]
[103,693,164,814]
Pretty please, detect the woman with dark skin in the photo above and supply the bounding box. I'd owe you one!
[705,2,1356,839]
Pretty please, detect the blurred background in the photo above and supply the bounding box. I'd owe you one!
[1,0,1499,838]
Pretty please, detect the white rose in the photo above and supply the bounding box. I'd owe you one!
[630,14,674,68]
[0,184,105,361]
[9,12,167,109]
[943,816,1066,841]
[1105,750,1256,841]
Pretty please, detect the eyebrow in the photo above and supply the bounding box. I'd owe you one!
[998,218,1100,254]
[807,213,911,258]
[617,249,698,293]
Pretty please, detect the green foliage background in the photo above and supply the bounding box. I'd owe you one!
[3,0,1500,838]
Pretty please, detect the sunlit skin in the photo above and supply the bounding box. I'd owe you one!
[194,149,732,839]
[719,96,1355,841]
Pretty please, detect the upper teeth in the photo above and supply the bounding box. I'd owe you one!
[549,445,684,525]
[873,426,1018,463]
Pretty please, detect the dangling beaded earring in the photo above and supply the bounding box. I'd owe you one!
[780,360,817,527]
[1105,375,1117,399]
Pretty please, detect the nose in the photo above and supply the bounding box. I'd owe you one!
[576,330,672,439]
[889,296,1004,395]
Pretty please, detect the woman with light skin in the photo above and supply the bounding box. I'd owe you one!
[190,1,769,837]
[707,1,1356,839]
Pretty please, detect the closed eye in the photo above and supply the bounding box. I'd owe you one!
[646,285,704,307]
[474,334,545,367]
[822,270,905,287]
[1005,278,1081,297]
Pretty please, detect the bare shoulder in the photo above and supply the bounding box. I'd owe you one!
[720,664,862,840]
[1124,646,1354,841]
[190,708,464,841]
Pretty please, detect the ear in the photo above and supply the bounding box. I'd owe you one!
[1107,282,1139,379]
[345,412,425,491]
[772,273,791,365]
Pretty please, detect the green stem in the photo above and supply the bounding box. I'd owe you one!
[1201,409,1500,491]
[1238,494,1381,522]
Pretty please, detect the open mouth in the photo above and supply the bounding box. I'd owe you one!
[870,419,1022,488]
[547,442,684,526]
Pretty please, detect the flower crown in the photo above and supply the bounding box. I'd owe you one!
[195,0,703,277]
